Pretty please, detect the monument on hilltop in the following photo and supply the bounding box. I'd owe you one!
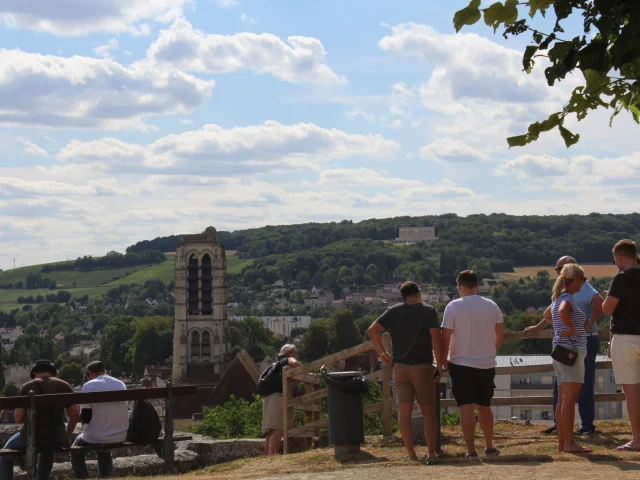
[172,226,231,385]
[394,226,437,243]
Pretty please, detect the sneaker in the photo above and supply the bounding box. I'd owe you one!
[485,448,501,456]
[407,455,419,462]
[465,451,479,459]
[422,456,440,466]
[575,428,596,436]
[541,426,557,435]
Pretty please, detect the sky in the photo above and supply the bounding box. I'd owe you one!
[0,0,639,270]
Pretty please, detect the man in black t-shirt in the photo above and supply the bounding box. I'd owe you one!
[368,281,442,464]
[603,239,640,452]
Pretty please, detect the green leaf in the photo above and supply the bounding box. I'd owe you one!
[523,45,538,73]
[609,103,623,127]
[631,104,640,124]
[548,41,573,63]
[483,2,505,32]
[559,125,580,148]
[502,0,519,25]
[453,0,482,32]
[507,134,530,148]
[528,0,556,19]
[583,69,610,95]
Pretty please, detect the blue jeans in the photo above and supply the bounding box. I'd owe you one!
[71,437,115,478]
[553,335,600,430]
[0,424,66,480]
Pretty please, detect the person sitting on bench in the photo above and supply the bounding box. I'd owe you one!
[71,361,128,479]
[0,359,78,480]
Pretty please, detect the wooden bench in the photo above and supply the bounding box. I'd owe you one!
[0,383,197,480]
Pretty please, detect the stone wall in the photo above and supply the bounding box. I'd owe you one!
[0,426,264,479]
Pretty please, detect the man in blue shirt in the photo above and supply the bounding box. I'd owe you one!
[524,256,603,435]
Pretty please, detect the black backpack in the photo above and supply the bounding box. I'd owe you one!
[257,361,283,397]
[126,399,162,443]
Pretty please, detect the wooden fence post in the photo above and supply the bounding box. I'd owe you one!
[26,390,36,480]
[435,381,442,453]
[282,368,294,454]
[163,382,176,474]
[382,365,392,438]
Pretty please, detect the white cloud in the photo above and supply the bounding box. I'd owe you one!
[93,39,120,59]
[146,19,346,85]
[21,140,49,158]
[378,23,577,148]
[318,168,423,188]
[0,49,214,130]
[240,13,257,24]
[217,0,238,7]
[0,177,129,197]
[0,0,188,36]
[345,108,376,122]
[419,138,490,163]
[56,121,400,175]
[388,82,417,117]
[495,152,640,184]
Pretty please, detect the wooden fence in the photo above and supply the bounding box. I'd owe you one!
[282,329,622,454]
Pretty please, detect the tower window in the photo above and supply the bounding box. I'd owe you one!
[187,255,199,314]
[201,254,213,315]
[190,330,201,361]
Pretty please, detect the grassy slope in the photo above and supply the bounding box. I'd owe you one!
[0,254,253,312]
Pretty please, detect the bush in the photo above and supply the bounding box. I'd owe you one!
[190,395,305,439]
[440,410,461,427]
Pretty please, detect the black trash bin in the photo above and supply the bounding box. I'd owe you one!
[322,367,369,455]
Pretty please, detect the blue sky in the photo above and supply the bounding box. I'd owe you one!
[0,0,638,270]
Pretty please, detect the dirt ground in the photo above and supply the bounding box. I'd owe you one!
[135,421,640,479]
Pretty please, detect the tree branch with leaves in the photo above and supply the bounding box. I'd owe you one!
[453,0,640,147]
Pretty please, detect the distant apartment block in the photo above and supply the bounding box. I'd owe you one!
[230,315,312,338]
[440,355,623,422]
[394,226,436,243]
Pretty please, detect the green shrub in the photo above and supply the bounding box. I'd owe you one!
[440,410,461,427]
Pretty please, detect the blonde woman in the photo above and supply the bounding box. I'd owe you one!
[262,344,300,456]
[551,264,591,454]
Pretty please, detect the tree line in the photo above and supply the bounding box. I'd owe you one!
[41,250,165,273]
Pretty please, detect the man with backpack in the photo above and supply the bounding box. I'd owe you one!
[71,361,129,479]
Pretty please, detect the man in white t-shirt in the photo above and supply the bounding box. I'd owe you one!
[71,361,129,478]
[441,270,505,458]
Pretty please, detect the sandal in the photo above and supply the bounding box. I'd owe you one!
[615,444,640,452]
[423,456,440,465]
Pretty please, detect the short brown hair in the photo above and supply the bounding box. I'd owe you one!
[457,270,478,289]
[613,239,637,259]
[400,281,421,299]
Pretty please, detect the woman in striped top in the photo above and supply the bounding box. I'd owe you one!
[551,263,591,454]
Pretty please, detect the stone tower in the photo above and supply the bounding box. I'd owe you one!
[172,226,231,384]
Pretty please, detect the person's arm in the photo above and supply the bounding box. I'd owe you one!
[602,275,621,316]
[524,305,552,335]
[14,408,24,424]
[585,292,603,331]
[441,328,453,371]
[495,322,505,350]
[368,312,393,366]
[80,408,92,424]
[558,301,577,337]
[430,327,443,381]
[66,404,79,442]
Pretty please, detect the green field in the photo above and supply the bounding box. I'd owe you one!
[0,254,253,312]
[0,263,147,288]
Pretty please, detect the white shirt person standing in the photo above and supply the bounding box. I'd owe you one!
[441,270,504,458]
[71,361,129,479]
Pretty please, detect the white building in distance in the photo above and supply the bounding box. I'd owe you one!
[394,226,436,243]
[230,316,312,338]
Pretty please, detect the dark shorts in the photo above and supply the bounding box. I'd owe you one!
[449,363,496,407]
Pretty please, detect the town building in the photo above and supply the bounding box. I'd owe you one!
[172,226,231,384]
[0,326,23,351]
[441,355,622,422]
[230,315,312,337]
[394,226,436,243]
